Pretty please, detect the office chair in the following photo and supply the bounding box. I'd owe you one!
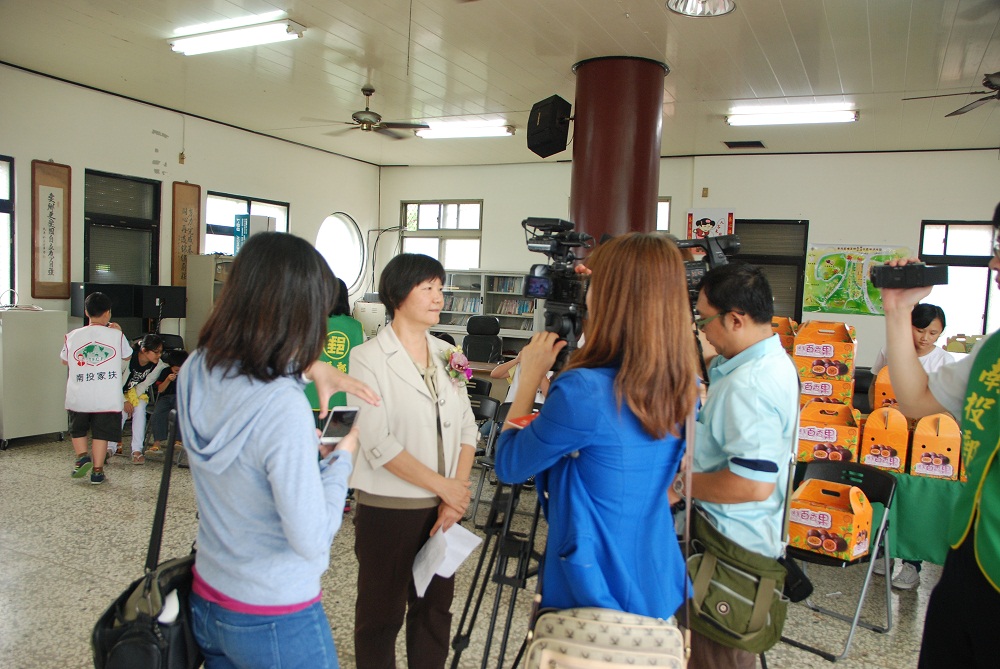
[462,316,502,363]
[780,461,897,662]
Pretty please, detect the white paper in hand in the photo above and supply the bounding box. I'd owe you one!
[412,524,483,597]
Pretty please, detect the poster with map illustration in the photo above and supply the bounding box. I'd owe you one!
[803,245,910,316]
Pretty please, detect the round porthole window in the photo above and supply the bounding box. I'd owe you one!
[316,212,365,292]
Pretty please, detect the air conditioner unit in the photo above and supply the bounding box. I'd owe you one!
[354,301,387,338]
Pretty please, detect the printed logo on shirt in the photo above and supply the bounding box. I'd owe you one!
[72,342,118,367]
[324,330,352,361]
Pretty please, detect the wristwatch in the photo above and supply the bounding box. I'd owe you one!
[671,474,685,498]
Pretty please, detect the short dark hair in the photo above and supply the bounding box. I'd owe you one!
[84,292,112,318]
[331,278,351,317]
[138,333,163,353]
[199,232,337,382]
[379,254,446,319]
[912,303,946,330]
[162,349,189,367]
[697,261,774,325]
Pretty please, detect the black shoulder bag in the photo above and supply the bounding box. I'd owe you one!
[92,410,202,669]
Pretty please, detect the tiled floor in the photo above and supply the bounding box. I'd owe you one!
[0,434,936,668]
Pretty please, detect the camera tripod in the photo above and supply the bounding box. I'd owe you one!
[450,479,543,669]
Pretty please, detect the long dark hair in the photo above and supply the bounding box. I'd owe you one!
[198,233,337,381]
[566,233,698,439]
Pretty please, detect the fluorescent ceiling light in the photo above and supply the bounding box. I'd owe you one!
[729,102,855,115]
[416,121,515,139]
[170,19,305,56]
[726,110,859,126]
[666,0,735,17]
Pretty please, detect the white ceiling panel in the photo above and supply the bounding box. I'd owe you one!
[0,0,997,166]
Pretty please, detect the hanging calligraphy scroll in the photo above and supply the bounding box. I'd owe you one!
[31,160,72,299]
[171,181,201,286]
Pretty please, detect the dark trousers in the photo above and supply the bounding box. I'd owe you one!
[918,528,1000,668]
[354,504,454,669]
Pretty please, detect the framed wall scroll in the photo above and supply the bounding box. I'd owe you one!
[171,181,201,286]
[31,160,72,299]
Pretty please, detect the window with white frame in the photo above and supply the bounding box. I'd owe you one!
[656,198,671,230]
[0,156,12,300]
[919,220,997,341]
[316,212,365,291]
[205,192,289,255]
[401,201,481,270]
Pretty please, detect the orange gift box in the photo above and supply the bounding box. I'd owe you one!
[772,316,798,355]
[789,479,873,561]
[793,321,857,382]
[910,413,961,481]
[860,407,909,473]
[798,402,860,463]
[799,378,855,407]
[871,367,898,410]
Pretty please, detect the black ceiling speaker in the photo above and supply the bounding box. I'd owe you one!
[527,95,572,158]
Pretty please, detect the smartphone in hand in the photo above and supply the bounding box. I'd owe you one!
[320,407,359,445]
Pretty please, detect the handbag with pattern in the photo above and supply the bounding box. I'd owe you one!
[524,607,686,668]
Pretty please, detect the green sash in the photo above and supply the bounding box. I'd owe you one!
[947,331,1000,592]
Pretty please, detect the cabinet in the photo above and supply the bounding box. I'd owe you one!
[185,254,233,346]
[438,271,540,356]
[0,310,69,447]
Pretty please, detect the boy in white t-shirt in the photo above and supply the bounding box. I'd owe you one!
[60,292,131,485]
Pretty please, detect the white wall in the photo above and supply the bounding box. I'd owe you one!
[5,63,999,364]
[380,151,1000,365]
[0,64,381,332]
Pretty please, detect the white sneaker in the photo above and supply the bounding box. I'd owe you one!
[891,562,921,590]
[872,557,892,577]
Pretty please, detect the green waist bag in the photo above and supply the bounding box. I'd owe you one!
[686,509,788,654]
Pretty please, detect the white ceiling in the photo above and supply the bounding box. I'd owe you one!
[1,0,999,167]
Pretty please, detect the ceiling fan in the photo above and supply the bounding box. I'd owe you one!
[902,72,1000,117]
[309,86,429,139]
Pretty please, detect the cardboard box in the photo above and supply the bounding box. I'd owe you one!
[945,334,983,354]
[800,378,855,407]
[871,367,897,409]
[772,317,798,355]
[789,479,873,561]
[860,407,909,473]
[793,321,857,381]
[910,413,961,480]
[798,402,860,462]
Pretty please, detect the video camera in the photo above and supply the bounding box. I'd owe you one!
[521,218,594,371]
[674,234,741,309]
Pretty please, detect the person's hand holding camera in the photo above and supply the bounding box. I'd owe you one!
[879,257,934,316]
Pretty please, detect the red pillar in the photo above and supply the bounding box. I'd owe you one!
[569,57,668,243]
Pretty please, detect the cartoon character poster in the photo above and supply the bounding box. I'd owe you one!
[803,245,910,316]
[686,209,735,239]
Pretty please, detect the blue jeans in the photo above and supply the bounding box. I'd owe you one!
[191,593,339,669]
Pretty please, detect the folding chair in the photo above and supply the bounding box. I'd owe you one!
[467,401,543,528]
[780,460,897,662]
[466,376,493,397]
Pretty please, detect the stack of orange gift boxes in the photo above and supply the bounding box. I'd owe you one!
[788,321,865,560]
[863,366,963,481]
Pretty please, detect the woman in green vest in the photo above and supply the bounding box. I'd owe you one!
[305,278,366,411]
[881,201,1000,669]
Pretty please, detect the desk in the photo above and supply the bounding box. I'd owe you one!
[886,473,967,565]
[468,361,510,403]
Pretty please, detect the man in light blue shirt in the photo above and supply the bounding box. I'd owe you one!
[670,262,799,669]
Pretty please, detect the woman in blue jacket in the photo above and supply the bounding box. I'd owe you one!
[495,232,698,618]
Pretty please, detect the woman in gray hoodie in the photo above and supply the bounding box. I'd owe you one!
[178,232,376,669]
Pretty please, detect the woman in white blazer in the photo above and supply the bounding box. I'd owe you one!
[347,253,478,669]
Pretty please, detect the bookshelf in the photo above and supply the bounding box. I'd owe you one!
[438,270,540,356]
